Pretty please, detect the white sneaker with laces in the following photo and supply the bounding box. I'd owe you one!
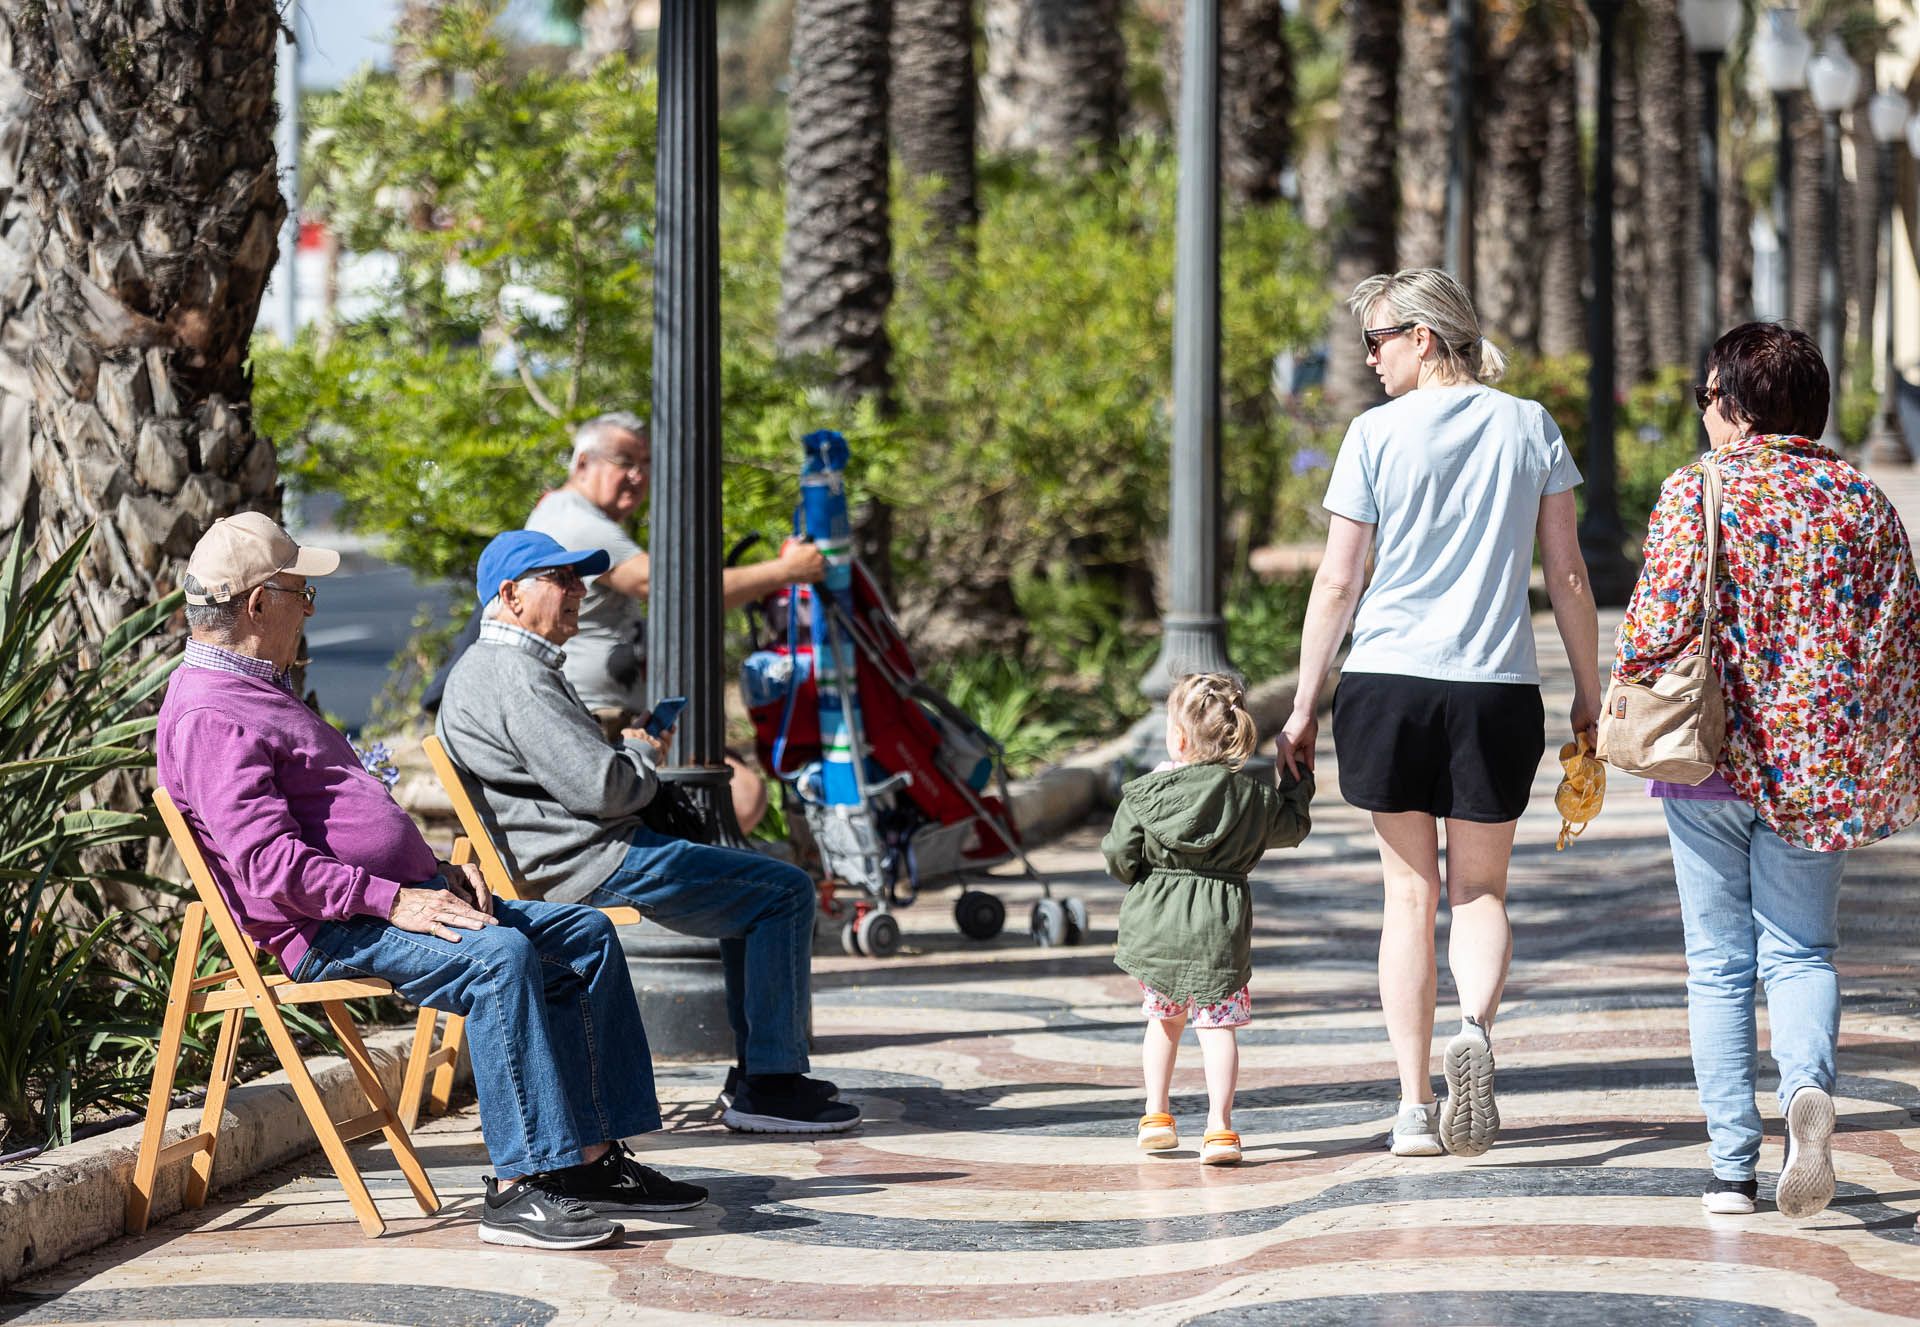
[1388,1102,1444,1157]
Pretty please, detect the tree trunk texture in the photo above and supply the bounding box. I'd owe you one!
[1612,17,1652,389]
[572,0,645,72]
[779,0,894,400]
[1394,0,1450,269]
[0,0,285,640]
[1719,104,1755,328]
[890,0,978,247]
[1637,0,1691,372]
[1538,36,1586,357]
[1326,0,1401,411]
[1788,107,1823,330]
[1473,11,1555,354]
[1161,0,1296,206]
[394,0,451,105]
[1847,94,1877,381]
[979,0,1128,167]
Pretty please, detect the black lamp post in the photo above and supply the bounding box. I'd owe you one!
[1806,37,1860,452]
[1756,9,1811,320]
[1141,0,1234,700]
[1865,89,1914,466]
[1681,0,1742,376]
[634,0,734,1059]
[1579,0,1637,606]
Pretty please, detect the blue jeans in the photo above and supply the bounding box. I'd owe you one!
[1664,798,1846,1181]
[587,828,815,1075]
[295,893,661,1177]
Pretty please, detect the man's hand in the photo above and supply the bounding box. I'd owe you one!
[390,886,498,941]
[437,858,494,917]
[1278,710,1318,779]
[777,538,827,584]
[621,726,672,764]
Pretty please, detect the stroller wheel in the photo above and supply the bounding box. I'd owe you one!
[1030,899,1069,948]
[840,919,864,956]
[954,889,1006,941]
[858,910,903,958]
[1063,897,1089,946]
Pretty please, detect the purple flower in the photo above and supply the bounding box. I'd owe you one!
[350,739,401,791]
[1291,448,1330,475]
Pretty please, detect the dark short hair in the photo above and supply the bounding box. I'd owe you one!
[1707,322,1828,440]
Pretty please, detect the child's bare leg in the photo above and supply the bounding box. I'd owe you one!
[1142,1015,1186,1115]
[1196,1027,1239,1132]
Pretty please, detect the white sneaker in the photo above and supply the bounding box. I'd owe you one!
[1439,1016,1500,1157]
[1701,1175,1758,1215]
[1777,1086,1836,1219]
[1388,1102,1444,1156]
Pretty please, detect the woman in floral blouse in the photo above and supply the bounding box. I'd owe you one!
[1616,322,1920,1220]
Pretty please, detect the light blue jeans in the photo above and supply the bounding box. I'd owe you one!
[587,828,816,1076]
[1664,798,1847,1181]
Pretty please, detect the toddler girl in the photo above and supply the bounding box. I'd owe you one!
[1102,673,1314,1164]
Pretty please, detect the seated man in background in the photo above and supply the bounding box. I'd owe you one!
[436,529,860,1136]
[157,513,706,1252]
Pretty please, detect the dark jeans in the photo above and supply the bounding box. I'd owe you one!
[296,893,661,1176]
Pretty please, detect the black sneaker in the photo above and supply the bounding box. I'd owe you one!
[546,1142,708,1215]
[479,1175,623,1249]
[722,1074,862,1134]
[1702,1175,1758,1215]
[717,1065,840,1110]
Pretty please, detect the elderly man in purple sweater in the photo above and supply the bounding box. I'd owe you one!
[155,513,706,1251]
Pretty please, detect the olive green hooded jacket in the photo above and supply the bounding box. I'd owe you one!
[1102,762,1314,1004]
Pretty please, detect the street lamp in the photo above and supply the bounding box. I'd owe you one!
[1756,10,1811,320]
[1579,0,1637,606]
[1681,0,1742,373]
[1806,37,1859,451]
[1864,89,1913,465]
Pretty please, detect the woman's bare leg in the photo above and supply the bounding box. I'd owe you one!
[1442,818,1519,1027]
[1374,812,1444,1104]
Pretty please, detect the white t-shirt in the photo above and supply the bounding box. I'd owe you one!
[525,489,646,712]
[1322,383,1581,684]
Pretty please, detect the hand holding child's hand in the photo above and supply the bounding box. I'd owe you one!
[1278,710,1317,779]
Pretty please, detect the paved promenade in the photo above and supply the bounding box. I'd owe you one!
[7,614,1920,1325]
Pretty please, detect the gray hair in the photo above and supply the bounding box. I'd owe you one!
[1348,268,1507,384]
[182,573,241,638]
[570,411,649,465]
[482,594,506,621]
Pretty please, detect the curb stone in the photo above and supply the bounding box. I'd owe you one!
[0,1025,464,1288]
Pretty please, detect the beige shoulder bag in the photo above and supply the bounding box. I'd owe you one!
[1596,461,1727,784]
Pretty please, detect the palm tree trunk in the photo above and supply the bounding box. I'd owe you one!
[1326,0,1401,410]
[1473,12,1554,353]
[980,0,1128,168]
[0,0,285,638]
[1637,0,1691,371]
[1161,0,1296,206]
[1613,15,1652,389]
[1719,101,1755,328]
[572,0,645,72]
[395,0,451,105]
[1847,89,1878,384]
[779,0,894,401]
[1789,106,1823,330]
[1538,34,1586,357]
[1395,0,1451,269]
[891,0,978,247]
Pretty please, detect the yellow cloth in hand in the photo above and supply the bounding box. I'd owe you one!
[1555,733,1606,850]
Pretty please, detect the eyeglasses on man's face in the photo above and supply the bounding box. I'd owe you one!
[258,582,316,607]
[1362,322,1416,355]
[522,566,587,592]
[588,449,650,478]
[1693,383,1721,412]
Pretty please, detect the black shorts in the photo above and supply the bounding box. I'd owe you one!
[1331,673,1546,823]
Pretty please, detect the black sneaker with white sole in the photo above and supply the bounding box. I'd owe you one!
[1701,1175,1758,1215]
[544,1141,708,1215]
[717,1065,841,1111]
[722,1074,862,1134]
[1777,1086,1836,1219]
[479,1175,623,1249]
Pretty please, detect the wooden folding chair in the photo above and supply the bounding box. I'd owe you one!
[398,735,641,1129]
[128,788,443,1238]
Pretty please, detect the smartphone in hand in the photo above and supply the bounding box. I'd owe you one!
[643,696,688,737]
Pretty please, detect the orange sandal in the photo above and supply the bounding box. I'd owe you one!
[1200,1130,1242,1165]
[1137,1113,1178,1151]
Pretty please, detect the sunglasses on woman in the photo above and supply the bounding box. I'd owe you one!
[1362,322,1416,355]
[1693,383,1720,412]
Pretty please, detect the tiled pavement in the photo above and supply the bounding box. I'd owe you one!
[5,606,1920,1325]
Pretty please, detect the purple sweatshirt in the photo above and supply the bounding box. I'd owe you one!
[156,665,436,970]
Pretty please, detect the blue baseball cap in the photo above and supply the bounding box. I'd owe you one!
[475,530,612,603]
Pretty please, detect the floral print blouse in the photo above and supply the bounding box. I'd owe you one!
[1614,434,1920,851]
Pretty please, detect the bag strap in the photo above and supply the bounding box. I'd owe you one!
[1696,460,1722,662]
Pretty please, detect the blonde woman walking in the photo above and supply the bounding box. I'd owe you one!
[1277,269,1601,1157]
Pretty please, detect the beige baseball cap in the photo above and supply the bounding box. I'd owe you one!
[183,512,341,605]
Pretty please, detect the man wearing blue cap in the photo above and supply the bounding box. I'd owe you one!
[437,530,860,1135]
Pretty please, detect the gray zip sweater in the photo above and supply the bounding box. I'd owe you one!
[434,624,656,903]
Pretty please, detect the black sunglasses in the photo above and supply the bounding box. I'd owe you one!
[1362,321,1416,354]
[1693,383,1720,412]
